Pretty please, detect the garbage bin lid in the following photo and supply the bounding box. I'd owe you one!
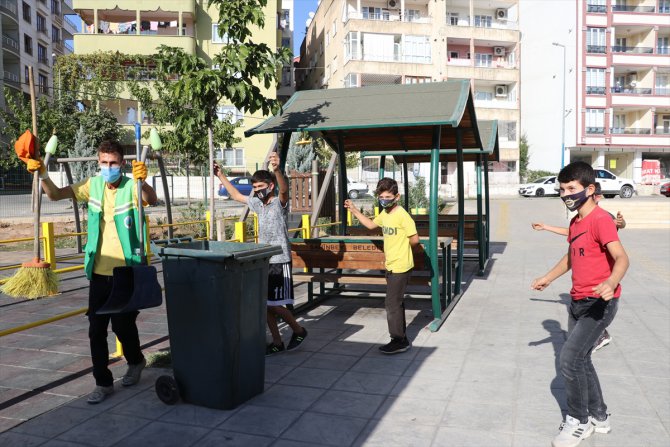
[156,241,282,262]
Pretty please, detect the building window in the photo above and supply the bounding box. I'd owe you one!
[211,24,230,44]
[51,0,60,15]
[344,73,358,88]
[586,68,605,94]
[24,65,29,82]
[612,114,626,133]
[658,37,669,55]
[656,74,669,95]
[38,44,48,64]
[222,148,244,167]
[406,10,421,22]
[660,0,670,13]
[344,31,359,60]
[404,76,431,84]
[499,121,517,141]
[52,26,60,43]
[362,7,389,21]
[332,19,337,36]
[587,0,606,13]
[474,15,492,28]
[281,37,290,49]
[586,27,606,53]
[474,53,493,67]
[38,73,48,94]
[585,109,605,134]
[474,91,493,101]
[403,35,431,63]
[450,51,459,59]
[37,14,47,33]
[22,2,31,22]
[24,34,33,55]
[217,105,243,124]
[447,12,459,25]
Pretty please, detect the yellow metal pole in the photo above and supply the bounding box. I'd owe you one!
[145,215,152,263]
[42,222,56,269]
[111,337,123,359]
[0,307,87,337]
[234,221,246,242]
[301,214,311,239]
[347,209,353,226]
[205,211,211,240]
[253,214,259,243]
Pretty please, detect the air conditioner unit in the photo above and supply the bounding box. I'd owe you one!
[495,85,508,97]
[388,0,398,8]
[496,8,507,20]
[494,46,506,56]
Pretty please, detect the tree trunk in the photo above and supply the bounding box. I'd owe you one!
[186,155,191,206]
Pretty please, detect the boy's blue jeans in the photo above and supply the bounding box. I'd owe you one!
[560,297,619,423]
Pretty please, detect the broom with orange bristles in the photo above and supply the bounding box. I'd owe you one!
[0,67,58,299]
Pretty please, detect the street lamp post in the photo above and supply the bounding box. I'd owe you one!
[552,42,566,169]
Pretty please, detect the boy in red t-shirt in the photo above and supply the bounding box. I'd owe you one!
[531,162,629,447]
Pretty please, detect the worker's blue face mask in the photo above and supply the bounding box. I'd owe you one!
[378,198,397,209]
[100,166,122,184]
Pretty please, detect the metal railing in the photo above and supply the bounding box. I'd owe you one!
[64,40,74,52]
[587,4,607,13]
[586,45,606,53]
[0,0,17,17]
[610,87,653,94]
[612,45,653,54]
[2,33,19,52]
[586,127,605,134]
[586,86,606,94]
[612,4,655,12]
[64,14,77,29]
[610,127,651,135]
[3,70,19,83]
[655,87,670,95]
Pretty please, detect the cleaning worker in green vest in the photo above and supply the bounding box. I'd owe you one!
[33,140,158,404]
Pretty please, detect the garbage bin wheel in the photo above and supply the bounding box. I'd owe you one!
[155,375,179,405]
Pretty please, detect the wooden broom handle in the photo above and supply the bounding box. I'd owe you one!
[28,66,41,261]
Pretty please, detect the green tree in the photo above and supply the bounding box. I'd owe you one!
[69,125,98,183]
[286,132,315,173]
[408,176,430,210]
[77,109,120,150]
[519,133,530,182]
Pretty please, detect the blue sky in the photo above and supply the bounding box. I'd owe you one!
[292,0,319,57]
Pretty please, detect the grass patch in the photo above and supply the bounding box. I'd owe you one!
[146,349,172,368]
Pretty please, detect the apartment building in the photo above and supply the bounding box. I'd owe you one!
[573,0,670,183]
[71,0,287,176]
[296,0,521,189]
[1,0,76,133]
[278,0,295,102]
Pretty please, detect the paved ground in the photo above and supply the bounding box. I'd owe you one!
[0,197,668,446]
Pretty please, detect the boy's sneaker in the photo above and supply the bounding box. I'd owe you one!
[593,330,612,352]
[379,337,411,354]
[552,415,594,447]
[287,328,308,351]
[122,358,146,387]
[87,385,114,404]
[266,343,285,356]
[589,414,611,434]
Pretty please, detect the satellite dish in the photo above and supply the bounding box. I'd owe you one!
[308,12,315,18]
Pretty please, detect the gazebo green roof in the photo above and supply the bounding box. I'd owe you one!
[245,80,483,153]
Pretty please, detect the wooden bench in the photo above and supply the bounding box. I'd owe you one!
[290,236,452,308]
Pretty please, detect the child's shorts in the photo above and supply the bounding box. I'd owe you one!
[267,262,294,307]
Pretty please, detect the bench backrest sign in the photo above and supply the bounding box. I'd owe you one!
[291,239,428,271]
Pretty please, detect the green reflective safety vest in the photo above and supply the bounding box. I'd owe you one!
[84,176,143,280]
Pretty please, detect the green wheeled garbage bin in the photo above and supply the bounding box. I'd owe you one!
[155,240,282,410]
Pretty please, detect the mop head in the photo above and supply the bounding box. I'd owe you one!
[0,260,58,299]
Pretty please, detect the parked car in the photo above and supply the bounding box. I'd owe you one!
[594,169,636,198]
[347,179,369,199]
[218,176,253,198]
[660,181,670,197]
[518,176,558,197]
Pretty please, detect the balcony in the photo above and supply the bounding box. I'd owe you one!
[0,0,17,21]
[586,127,605,134]
[36,0,49,13]
[64,40,74,52]
[610,127,651,135]
[346,9,432,25]
[610,86,652,94]
[612,4,655,12]
[586,86,606,95]
[3,70,20,89]
[38,55,50,66]
[73,33,195,55]
[586,4,607,13]
[73,0,195,16]
[2,33,20,55]
[612,45,653,54]
[586,45,606,54]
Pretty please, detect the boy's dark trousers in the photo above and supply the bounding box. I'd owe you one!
[385,270,412,339]
[88,274,144,387]
[560,297,618,423]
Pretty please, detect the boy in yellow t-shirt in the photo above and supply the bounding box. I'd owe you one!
[345,178,419,354]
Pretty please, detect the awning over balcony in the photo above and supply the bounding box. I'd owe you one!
[245,80,484,154]
[74,0,195,23]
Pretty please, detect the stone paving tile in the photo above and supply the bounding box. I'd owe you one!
[108,389,174,420]
[0,431,48,447]
[113,420,211,447]
[10,406,98,439]
[331,371,401,396]
[0,390,74,421]
[310,390,385,419]
[245,384,324,411]
[350,356,412,377]
[433,426,514,447]
[280,412,368,447]
[55,412,150,447]
[301,352,360,372]
[373,396,447,426]
[277,366,343,389]
[196,429,274,447]
[441,400,516,434]
[352,418,437,447]
[159,403,238,428]
[390,375,458,401]
[263,363,295,385]
[218,405,302,438]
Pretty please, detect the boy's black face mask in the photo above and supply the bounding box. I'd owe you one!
[561,189,591,211]
[255,186,273,201]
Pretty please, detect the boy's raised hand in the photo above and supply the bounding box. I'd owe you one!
[268,152,280,172]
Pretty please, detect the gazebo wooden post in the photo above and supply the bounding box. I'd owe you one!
[429,126,442,323]
[455,128,465,296]
[476,154,485,275]
[337,133,347,236]
[484,154,491,259]
[402,161,409,210]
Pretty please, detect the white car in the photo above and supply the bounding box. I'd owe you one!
[518,176,558,197]
[347,179,369,199]
[595,169,636,198]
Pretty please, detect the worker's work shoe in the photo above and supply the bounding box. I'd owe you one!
[122,358,146,387]
[87,385,114,404]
